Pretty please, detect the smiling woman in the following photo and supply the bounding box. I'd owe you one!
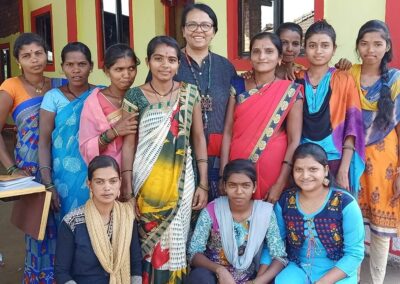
[220,31,303,204]
[121,36,208,284]
[295,20,365,197]
[273,143,365,284]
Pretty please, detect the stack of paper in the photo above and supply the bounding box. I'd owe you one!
[0,175,35,187]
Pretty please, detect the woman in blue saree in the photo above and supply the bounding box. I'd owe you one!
[38,42,94,223]
[0,33,66,283]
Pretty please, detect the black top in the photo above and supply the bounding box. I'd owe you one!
[297,78,333,141]
[55,206,142,284]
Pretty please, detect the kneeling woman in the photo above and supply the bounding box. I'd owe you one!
[274,143,364,284]
[187,159,287,284]
[55,155,142,284]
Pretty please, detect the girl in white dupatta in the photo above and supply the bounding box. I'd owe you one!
[187,159,287,284]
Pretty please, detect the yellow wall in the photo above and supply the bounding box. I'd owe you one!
[76,0,107,85]
[324,0,385,64]
[197,0,228,58]
[132,0,165,84]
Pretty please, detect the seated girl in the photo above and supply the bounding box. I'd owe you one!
[187,159,287,284]
[55,155,142,284]
[273,143,364,284]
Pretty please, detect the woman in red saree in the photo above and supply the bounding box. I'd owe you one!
[220,32,303,203]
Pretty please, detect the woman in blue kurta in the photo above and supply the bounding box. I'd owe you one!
[39,42,95,223]
[272,143,364,284]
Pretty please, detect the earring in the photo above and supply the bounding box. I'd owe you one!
[18,63,21,70]
[323,177,330,187]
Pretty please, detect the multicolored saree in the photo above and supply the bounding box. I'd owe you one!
[297,69,365,196]
[123,83,199,283]
[229,77,302,199]
[51,88,92,223]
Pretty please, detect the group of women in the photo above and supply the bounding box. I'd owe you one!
[0,2,399,284]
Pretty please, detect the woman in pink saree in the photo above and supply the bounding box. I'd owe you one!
[220,32,303,203]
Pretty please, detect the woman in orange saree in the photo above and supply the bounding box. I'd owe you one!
[220,32,303,203]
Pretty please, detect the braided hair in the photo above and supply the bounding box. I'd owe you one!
[356,20,394,129]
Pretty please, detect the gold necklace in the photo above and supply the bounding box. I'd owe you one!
[22,75,45,95]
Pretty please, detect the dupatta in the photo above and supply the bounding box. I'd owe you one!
[350,64,400,146]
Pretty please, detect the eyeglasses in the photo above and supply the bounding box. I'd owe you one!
[185,22,214,32]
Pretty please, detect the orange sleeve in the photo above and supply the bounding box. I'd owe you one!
[0,77,30,113]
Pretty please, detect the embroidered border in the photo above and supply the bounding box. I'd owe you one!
[249,84,297,162]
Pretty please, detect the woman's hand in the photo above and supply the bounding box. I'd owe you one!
[390,175,400,206]
[264,182,284,204]
[241,70,254,80]
[336,167,350,191]
[48,187,61,212]
[113,112,138,137]
[216,266,235,284]
[13,168,30,176]
[119,176,133,202]
[192,187,208,210]
[334,58,352,71]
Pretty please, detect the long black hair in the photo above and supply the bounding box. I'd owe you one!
[356,20,394,130]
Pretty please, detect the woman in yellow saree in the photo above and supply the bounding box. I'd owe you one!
[121,36,208,283]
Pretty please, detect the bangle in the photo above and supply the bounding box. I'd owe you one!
[6,165,18,175]
[39,166,52,172]
[121,169,133,174]
[342,145,355,151]
[111,126,119,137]
[101,131,113,144]
[282,160,293,167]
[198,183,209,192]
[196,158,208,163]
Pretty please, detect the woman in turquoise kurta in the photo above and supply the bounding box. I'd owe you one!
[39,42,95,223]
[271,143,364,284]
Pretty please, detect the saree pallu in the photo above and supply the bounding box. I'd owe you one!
[229,79,302,199]
[350,65,400,236]
[79,87,123,166]
[128,83,199,284]
[51,88,91,223]
[298,70,365,196]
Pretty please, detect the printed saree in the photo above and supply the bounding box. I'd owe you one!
[229,78,302,199]
[297,69,365,196]
[350,64,400,237]
[7,78,66,284]
[123,83,199,284]
[51,88,92,223]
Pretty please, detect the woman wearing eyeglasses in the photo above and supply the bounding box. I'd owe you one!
[179,3,237,201]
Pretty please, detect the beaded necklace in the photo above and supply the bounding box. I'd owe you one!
[184,49,212,128]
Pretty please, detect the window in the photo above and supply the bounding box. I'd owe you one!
[228,0,321,70]
[164,0,194,47]
[96,0,133,67]
[31,5,54,71]
[0,44,11,84]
